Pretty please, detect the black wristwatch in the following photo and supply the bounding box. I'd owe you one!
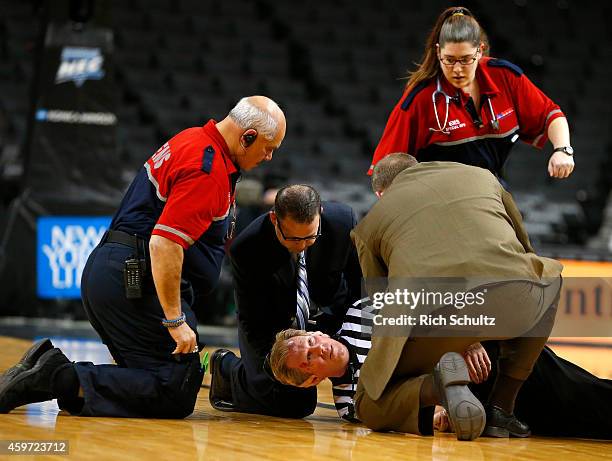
[552,146,574,156]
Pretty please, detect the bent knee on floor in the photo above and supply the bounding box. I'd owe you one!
[168,402,197,419]
[155,393,198,419]
[159,384,201,419]
[277,399,317,419]
[357,411,390,432]
[354,396,388,431]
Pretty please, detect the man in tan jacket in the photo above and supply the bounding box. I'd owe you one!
[352,154,562,440]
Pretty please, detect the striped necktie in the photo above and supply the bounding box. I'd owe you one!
[296,251,310,330]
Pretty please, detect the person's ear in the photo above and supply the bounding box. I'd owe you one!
[241,129,258,148]
[269,210,277,226]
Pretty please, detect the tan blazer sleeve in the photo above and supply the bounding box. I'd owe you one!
[501,188,535,254]
[350,228,406,403]
[351,228,387,291]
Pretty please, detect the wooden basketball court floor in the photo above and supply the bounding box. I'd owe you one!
[0,336,610,460]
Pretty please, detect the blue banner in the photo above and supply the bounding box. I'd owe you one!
[37,216,111,299]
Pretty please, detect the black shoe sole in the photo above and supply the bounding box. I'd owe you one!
[19,339,54,367]
[209,349,234,408]
[434,352,486,441]
[210,399,237,412]
[0,338,54,389]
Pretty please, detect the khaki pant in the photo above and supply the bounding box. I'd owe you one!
[355,277,562,435]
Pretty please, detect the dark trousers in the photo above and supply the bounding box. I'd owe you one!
[70,242,204,418]
[474,343,612,439]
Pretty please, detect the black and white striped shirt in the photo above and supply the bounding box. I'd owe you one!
[331,297,374,422]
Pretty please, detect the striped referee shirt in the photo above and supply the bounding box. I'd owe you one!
[331,297,375,422]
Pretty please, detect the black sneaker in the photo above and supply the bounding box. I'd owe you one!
[0,339,54,406]
[1,339,54,381]
[483,405,531,438]
[0,348,70,413]
[209,349,235,412]
[433,352,486,441]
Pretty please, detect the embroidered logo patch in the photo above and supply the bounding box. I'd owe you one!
[447,119,466,131]
[496,108,514,120]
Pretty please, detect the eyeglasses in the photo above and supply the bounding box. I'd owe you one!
[439,49,480,67]
[276,215,322,242]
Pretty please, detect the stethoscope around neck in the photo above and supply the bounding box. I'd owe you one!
[429,77,500,135]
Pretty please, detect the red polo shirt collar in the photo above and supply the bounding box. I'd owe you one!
[202,119,238,175]
[476,57,501,96]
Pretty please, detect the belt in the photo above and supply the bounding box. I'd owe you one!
[103,230,146,251]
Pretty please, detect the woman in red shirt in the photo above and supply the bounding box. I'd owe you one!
[370,6,574,180]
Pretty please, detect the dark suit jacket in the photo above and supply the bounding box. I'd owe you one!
[230,201,362,365]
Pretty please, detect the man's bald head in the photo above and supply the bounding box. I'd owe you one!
[229,96,286,140]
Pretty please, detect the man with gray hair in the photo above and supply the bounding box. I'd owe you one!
[0,96,285,419]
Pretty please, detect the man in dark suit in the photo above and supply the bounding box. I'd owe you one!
[209,184,362,417]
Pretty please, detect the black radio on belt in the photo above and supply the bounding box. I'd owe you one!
[124,258,143,299]
[123,235,148,299]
